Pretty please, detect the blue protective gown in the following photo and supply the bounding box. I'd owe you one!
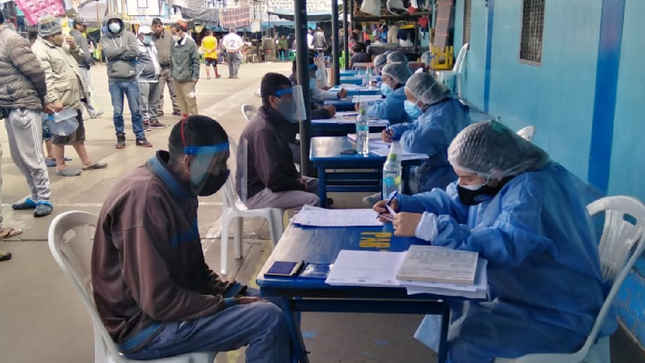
[389,98,471,192]
[396,162,617,363]
[367,86,411,125]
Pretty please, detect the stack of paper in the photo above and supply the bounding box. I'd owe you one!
[370,145,429,161]
[291,205,382,227]
[324,247,488,299]
[352,95,384,103]
[396,245,478,285]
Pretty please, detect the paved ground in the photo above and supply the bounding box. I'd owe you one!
[0,61,642,363]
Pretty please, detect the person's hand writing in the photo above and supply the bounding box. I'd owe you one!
[382,129,393,142]
[393,212,423,237]
[373,199,399,223]
[235,297,264,305]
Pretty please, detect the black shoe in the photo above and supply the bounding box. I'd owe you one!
[150,120,167,129]
[136,138,153,148]
[116,133,126,149]
[326,198,334,207]
[172,111,181,116]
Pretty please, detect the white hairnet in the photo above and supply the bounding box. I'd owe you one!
[381,62,412,85]
[373,53,388,72]
[448,121,550,179]
[387,51,409,65]
[404,72,450,106]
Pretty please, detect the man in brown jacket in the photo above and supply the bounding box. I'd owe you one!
[92,115,290,362]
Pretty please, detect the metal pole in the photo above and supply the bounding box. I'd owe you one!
[342,0,349,69]
[294,0,311,176]
[331,0,340,85]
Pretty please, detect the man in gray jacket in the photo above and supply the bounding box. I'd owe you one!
[0,13,54,217]
[136,25,165,129]
[151,18,181,117]
[169,20,199,117]
[70,17,102,119]
[101,13,152,149]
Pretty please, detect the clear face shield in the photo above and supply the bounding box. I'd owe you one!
[275,85,306,123]
[181,121,231,196]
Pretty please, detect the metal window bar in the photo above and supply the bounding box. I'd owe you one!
[520,0,545,64]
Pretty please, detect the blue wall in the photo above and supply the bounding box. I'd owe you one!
[453,0,645,348]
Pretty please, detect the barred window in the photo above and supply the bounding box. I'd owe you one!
[463,0,472,45]
[520,0,545,64]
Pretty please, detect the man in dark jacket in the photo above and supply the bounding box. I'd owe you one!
[136,25,165,129]
[70,17,102,118]
[236,73,320,210]
[101,13,151,149]
[92,115,290,362]
[169,20,200,117]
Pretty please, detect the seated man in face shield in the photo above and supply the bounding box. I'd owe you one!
[92,115,290,362]
[237,73,320,210]
[374,121,616,363]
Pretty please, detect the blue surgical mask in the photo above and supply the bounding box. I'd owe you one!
[142,35,152,45]
[277,99,297,122]
[380,83,393,97]
[404,100,421,119]
[108,22,121,34]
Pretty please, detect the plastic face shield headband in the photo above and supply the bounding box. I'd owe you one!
[181,119,229,187]
[275,87,294,98]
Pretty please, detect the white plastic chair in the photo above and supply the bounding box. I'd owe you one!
[495,196,645,363]
[435,42,469,98]
[517,126,535,141]
[241,104,258,123]
[220,137,284,276]
[47,211,217,363]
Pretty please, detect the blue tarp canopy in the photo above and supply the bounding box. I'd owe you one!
[267,9,333,22]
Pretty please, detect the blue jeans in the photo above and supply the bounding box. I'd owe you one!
[108,80,145,139]
[124,291,291,362]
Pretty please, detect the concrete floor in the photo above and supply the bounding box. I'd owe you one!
[0,61,642,363]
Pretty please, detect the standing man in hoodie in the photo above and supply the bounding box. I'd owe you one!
[101,13,152,149]
[70,17,102,119]
[151,18,181,117]
[137,25,165,130]
[169,20,199,117]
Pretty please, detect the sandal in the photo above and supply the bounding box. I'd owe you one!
[34,201,53,218]
[56,167,82,177]
[0,227,22,240]
[82,161,108,171]
[12,198,37,210]
[0,250,12,261]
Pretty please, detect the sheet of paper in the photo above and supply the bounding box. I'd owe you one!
[325,250,406,287]
[291,205,383,227]
[396,245,479,285]
[352,95,385,103]
[347,133,383,142]
[402,259,488,292]
[371,146,429,161]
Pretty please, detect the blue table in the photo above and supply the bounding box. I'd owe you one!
[257,224,454,363]
[339,76,364,85]
[340,69,357,76]
[329,86,381,97]
[324,99,357,112]
[310,136,424,207]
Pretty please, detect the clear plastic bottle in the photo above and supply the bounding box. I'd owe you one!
[382,141,403,198]
[355,103,370,155]
[366,67,373,89]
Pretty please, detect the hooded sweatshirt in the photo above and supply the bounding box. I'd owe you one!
[100,13,140,81]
